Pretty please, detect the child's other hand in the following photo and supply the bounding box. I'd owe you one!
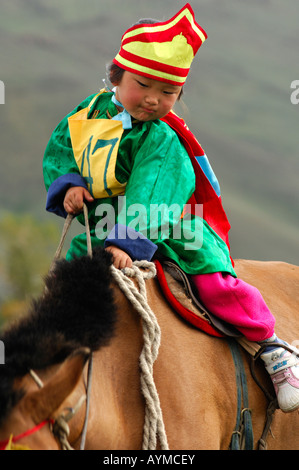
[64,186,94,215]
[105,245,133,269]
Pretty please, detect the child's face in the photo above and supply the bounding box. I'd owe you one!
[114,71,182,122]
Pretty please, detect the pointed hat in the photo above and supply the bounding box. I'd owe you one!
[113,3,207,86]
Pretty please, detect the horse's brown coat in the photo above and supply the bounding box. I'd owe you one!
[0,259,298,449]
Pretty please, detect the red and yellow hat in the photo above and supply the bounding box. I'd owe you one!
[113,3,207,86]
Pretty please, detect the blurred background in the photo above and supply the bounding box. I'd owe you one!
[0,0,298,326]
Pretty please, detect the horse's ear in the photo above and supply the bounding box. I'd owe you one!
[24,348,90,423]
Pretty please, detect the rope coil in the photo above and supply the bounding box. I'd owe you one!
[111,262,169,450]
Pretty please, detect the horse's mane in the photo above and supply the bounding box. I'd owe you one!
[0,248,117,425]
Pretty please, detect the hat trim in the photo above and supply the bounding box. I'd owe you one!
[113,57,186,86]
[122,4,207,48]
[117,48,189,77]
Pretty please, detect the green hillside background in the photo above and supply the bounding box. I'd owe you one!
[0,0,298,324]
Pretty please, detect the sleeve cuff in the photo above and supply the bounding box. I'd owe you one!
[104,224,158,261]
[46,173,88,218]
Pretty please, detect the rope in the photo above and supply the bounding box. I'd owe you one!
[52,394,87,451]
[110,262,169,451]
[80,354,93,450]
[47,203,92,449]
[49,204,92,273]
[28,367,87,450]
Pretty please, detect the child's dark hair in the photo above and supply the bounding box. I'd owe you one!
[107,18,183,99]
[108,62,125,86]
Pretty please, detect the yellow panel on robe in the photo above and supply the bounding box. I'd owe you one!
[68,93,126,198]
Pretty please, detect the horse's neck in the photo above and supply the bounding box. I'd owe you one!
[85,286,145,449]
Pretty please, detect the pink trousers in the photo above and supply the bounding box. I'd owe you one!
[191,273,275,342]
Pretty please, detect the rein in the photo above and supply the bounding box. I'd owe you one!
[1,206,93,451]
[47,205,94,450]
[53,204,169,450]
[1,204,167,450]
[0,357,92,451]
[49,204,93,450]
[46,205,94,450]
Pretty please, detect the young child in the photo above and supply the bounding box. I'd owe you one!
[43,4,299,413]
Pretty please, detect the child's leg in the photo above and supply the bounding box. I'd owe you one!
[191,272,299,412]
[191,272,275,342]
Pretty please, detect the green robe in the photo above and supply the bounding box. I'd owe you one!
[43,92,235,276]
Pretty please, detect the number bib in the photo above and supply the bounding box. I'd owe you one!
[68,93,126,198]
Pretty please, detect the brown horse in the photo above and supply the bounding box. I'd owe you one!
[0,248,298,450]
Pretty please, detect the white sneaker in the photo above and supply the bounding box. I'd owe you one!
[261,347,299,413]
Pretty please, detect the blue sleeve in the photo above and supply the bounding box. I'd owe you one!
[46,173,88,218]
[104,223,158,261]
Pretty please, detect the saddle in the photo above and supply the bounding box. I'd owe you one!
[154,259,241,338]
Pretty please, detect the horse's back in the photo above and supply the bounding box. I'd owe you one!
[234,259,299,343]
[234,259,299,450]
[146,258,299,449]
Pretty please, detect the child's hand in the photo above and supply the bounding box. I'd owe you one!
[105,245,133,269]
[64,186,94,215]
